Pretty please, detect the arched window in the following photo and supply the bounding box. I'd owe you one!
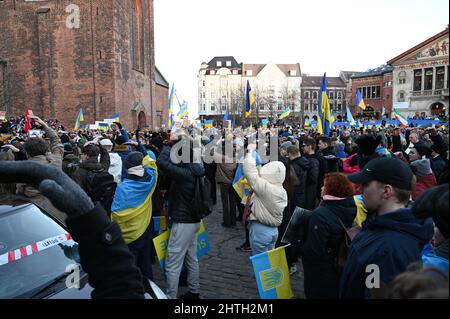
[398,71,406,84]
[132,0,144,72]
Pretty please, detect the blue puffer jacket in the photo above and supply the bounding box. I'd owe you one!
[339,208,434,299]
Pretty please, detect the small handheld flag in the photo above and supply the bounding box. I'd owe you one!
[393,108,408,128]
[74,108,84,131]
[278,108,291,120]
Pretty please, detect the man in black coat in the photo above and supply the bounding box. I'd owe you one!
[302,137,322,205]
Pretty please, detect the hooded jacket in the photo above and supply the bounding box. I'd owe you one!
[243,154,288,227]
[156,146,205,223]
[410,159,437,201]
[339,208,434,299]
[72,146,111,193]
[301,197,357,299]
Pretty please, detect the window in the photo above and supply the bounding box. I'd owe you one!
[413,69,422,91]
[313,91,318,99]
[313,103,318,111]
[246,70,253,76]
[211,104,216,111]
[436,67,445,89]
[424,68,433,90]
[216,61,222,67]
[362,87,367,99]
[399,71,406,84]
[305,102,310,111]
[203,104,206,111]
[290,70,297,76]
[202,80,205,87]
[337,103,342,111]
[337,92,342,99]
[226,61,232,67]
[260,105,265,111]
[375,86,380,99]
[132,0,145,72]
[329,92,334,99]
[202,92,205,98]
[304,91,310,99]
[399,91,405,102]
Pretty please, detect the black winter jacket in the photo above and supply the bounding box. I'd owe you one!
[156,146,205,223]
[300,197,357,299]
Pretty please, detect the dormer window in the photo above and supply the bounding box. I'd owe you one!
[246,70,253,76]
[290,70,297,76]
[216,61,222,67]
[226,61,232,67]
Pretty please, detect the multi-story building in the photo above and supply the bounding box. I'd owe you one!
[387,27,449,118]
[350,65,393,118]
[301,76,346,121]
[198,56,301,121]
[339,71,364,113]
[0,0,158,130]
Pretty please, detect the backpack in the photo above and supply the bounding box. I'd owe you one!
[85,169,117,215]
[335,216,362,274]
[192,175,213,220]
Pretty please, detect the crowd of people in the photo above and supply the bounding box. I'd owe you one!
[0,113,448,299]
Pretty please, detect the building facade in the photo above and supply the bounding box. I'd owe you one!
[198,56,301,121]
[301,76,346,121]
[154,67,169,129]
[350,65,393,118]
[387,28,449,118]
[0,0,157,130]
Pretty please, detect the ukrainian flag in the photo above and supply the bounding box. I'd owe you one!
[261,118,269,129]
[278,108,291,120]
[245,80,255,118]
[319,73,335,136]
[111,155,158,244]
[233,152,262,204]
[74,108,84,130]
[353,194,368,227]
[167,84,175,129]
[250,246,293,299]
[177,102,189,118]
[346,107,356,126]
[304,118,310,127]
[108,113,120,123]
[204,120,214,128]
[356,88,366,110]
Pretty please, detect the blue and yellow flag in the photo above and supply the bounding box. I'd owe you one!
[353,194,368,227]
[153,216,168,234]
[319,73,335,137]
[167,84,175,129]
[233,152,262,204]
[153,220,210,272]
[261,118,269,128]
[177,102,189,118]
[111,155,158,244]
[74,108,84,130]
[278,108,291,120]
[250,246,293,299]
[245,80,255,118]
[204,120,214,128]
[346,107,356,126]
[356,88,366,110]
[223,110,229,122]
[108,113,120,123]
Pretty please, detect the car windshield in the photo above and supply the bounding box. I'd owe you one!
[0,203,78,299]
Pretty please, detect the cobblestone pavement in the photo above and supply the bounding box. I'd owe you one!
[152,187,305,299]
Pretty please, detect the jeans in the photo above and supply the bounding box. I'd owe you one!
[219,183,237,226]
[248,221,278,256]
[165,222,200,299]
[128,224,154,280]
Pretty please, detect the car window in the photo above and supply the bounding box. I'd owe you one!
[0,204,79,299]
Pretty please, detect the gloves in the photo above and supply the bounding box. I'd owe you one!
[0,161,94,218]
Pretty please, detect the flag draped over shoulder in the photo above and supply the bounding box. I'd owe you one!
[111,156,158,244]
[250,246,293,299]
[245,80,255,118]
[167,84,175,129]
[353,195,368,227]
[74,108,84,131]
[318,73,334,136]
[233,151,262,204]
[356,88,366,110]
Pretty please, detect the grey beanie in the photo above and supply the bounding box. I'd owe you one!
[125,152,143,169]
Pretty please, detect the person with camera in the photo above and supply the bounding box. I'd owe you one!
[156,132,205,299]
[16,115,66,223]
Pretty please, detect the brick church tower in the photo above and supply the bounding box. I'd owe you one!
[0,0,157,130]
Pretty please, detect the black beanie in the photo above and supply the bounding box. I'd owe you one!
[124,152,143,169]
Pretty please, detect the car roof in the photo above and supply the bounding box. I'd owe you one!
[0,194,34,216]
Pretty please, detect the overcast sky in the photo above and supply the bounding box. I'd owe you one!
[154,0,449,119]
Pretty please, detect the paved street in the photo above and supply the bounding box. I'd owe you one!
[152,187,305,299]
